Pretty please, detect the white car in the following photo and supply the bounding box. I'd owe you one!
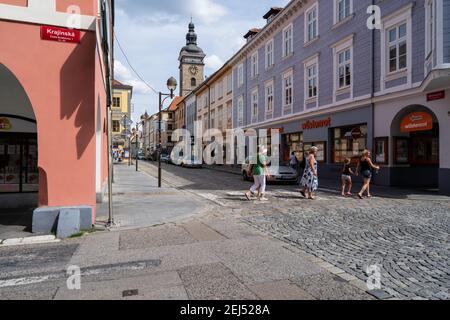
[242,157,297,183]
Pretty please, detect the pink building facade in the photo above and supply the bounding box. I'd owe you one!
[0,0,114,227]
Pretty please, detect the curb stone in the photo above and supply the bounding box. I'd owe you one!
[0,235,60,247]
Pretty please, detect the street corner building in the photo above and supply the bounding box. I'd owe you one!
[0,0,114,232]
[229,0,450,195]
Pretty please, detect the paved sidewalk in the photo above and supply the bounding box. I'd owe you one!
[96,164,207,230]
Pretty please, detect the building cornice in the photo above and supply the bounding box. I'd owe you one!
[229,0,305,65]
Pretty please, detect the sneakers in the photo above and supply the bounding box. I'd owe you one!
[258,197,269,201]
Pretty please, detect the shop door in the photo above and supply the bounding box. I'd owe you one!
[0,133,38,193]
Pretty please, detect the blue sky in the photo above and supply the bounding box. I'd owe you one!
[114,0,290,120]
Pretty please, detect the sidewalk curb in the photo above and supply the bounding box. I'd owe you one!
[0,235,60,247]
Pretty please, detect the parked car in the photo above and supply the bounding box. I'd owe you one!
[180,155,202,168]
[136,152,145,160]
[242,157,297,183]
[160,154,171,164]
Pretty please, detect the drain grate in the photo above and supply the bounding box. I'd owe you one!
[122,289,139,297]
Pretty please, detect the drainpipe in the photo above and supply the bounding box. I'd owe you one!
[371,0,377,183]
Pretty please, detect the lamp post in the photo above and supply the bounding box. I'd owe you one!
[158,77,177,188]
[134,118,145,172]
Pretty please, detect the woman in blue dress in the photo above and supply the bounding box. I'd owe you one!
[300,146,319,200]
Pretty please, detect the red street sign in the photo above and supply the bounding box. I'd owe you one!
[40,26,80,43]
[427,90,445,102]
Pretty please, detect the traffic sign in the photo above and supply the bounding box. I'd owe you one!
[121,118,133,127]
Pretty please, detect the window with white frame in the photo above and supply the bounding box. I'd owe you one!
[218,80,223,99]
[251,52,259,78]
[237,63,244,87]
[218,106,223,130]
[251,89,258,123]
[237,97,244,127]
[282,71,293,115]
[283,24,293,57]
[210,110,215,128]
[304,58,318,100]
[387,22,407,73]
[227,73,232,93]
[337,48,352,89]
[335,0,352,23]
[265,81,274,118]
[425,0,434,58]
[305,4,318,43]
[211,84,216,103]
[203,94,208,109]
[265,39,274,69]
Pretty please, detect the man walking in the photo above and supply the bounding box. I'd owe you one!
[245,145,270,201]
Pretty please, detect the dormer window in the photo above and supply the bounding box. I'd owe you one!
[263,7,283,24]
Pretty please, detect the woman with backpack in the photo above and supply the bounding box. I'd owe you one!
[245,145,271,201]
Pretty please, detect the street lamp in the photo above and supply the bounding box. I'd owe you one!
[134,117,146,172]
[158,77,177,188]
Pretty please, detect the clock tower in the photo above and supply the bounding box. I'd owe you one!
[178,20,205,97]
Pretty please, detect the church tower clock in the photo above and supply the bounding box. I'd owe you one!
[178,20,205,97]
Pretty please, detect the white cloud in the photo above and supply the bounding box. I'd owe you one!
[189,0,228,24]
[114,60,154,95]
[205,54,224,71]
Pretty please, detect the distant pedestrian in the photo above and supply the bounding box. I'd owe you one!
[245,145,271,201]
[299,146,319,200]
[356,150,380,199]
[341,158,354,197]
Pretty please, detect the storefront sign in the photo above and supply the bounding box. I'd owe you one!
[302,118,331,130]
[427,90,445,102]
[41,26,81,43]
[0,118,12,131]
[401,112,433,133]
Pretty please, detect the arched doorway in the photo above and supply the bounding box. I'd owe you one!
[0,64,38,207]
[390,105,439,189]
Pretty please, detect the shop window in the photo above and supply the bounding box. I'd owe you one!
[332,124,368,163]
[374,137,389,165]
[304,141,326,163]
[394,137,409,164]
[284,133,304,162]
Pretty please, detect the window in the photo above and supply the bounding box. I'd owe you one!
[113,97,121,108]
[251,52,258,78]
[282,71,293,115]
[210,110,215,128]
[305,4,318,43]
[203,94,208,109]
[337,48,352,89]
[191,78,197,87]
[211,85,216,103]
[387,22,408,73]
[374,137,389,164]
[237,97,244,127]
[283,24,293,57]
[335,0,352,23]
[218,80,224,98]
[332,125,368,163]
[218,106,223,130]
[304,59,318,100]
[425,0,434,57]
[251,89,258,123]
[304,142,326,162]
[265,81,274,119]
[265,39,274,69]
[112,120,120,132]
[227,74,232,93]
[237,64,244,87]
[167,124,173,131]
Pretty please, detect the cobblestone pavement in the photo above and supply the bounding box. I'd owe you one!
[140,162,450,300]
[243,198,450,300]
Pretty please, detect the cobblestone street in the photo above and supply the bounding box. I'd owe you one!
[140,162,450,300]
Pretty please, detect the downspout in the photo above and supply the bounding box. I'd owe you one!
[370,0,377,183]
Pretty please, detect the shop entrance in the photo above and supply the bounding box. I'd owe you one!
[390,105,439,189]
[0,63,38,240]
